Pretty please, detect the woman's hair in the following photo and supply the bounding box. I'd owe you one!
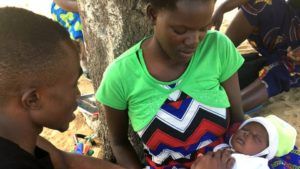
[145,0,214,11]
[145,0,179,10]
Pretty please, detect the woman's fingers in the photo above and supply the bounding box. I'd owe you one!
[220,149,231,161]
[192,150,235,169]
[226,157,235,169]
[220,150,235,169]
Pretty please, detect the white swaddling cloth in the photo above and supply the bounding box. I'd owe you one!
[213,143,269,169]
[231,153,269,169]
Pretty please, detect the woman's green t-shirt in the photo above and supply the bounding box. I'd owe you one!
[96,31,244,132]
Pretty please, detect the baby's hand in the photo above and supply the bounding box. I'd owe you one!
[287,46,300,65]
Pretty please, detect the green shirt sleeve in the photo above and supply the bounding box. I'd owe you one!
[95,62,127,110]
[218,34,244,82]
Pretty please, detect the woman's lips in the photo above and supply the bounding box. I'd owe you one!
[180,50,195,58]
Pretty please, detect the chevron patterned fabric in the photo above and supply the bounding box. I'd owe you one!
[138,91,229,169]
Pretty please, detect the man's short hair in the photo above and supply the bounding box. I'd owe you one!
[0,7,77,103]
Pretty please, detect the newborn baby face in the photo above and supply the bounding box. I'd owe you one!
[231,122,268,155]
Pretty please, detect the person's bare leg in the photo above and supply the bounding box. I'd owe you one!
[241,79,269,112]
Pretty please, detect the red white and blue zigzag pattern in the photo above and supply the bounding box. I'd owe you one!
[138,90,229,169]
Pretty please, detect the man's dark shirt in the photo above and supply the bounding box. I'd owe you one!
[0,137,54,169]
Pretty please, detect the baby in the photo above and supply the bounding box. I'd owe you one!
[214,115,297,169]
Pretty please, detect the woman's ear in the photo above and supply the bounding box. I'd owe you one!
[147,5,158,25]
[21,88,41,110]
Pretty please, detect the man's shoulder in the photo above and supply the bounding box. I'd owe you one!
[0,147,34,169]
[0,136,26,158]
[0,137,53,169]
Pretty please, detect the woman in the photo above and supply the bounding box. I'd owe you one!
[96,0,244,168]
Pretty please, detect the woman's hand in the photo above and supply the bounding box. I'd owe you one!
[191,150,235,169]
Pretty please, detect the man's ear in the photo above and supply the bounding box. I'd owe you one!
[147,5,158,25]
[21,89,41,110]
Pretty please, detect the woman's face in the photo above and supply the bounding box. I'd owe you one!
[152,0,215,64]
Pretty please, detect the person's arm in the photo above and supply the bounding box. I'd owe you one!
[53,0,79,12]
[103,105,143,169]
[212,0,249,30]
[62,153,125,169]
[37,136,124,169]
[225,10,255,47]
[221,73,244,124]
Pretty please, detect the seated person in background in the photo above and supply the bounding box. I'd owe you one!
[212,0,300,112]
[214,115,298,169]
[0,7,122,169]
[51,0,90,79]
[51,0,83,41]
[51,0,90,78]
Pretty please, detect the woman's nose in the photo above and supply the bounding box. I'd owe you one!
[184,31,207,48]
[184,31,200,48]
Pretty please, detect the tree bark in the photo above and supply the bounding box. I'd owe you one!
[77,0,152,161]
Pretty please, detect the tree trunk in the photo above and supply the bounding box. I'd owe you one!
[77,0,152,161]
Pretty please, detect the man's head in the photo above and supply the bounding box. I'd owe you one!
[0,7,81,132]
